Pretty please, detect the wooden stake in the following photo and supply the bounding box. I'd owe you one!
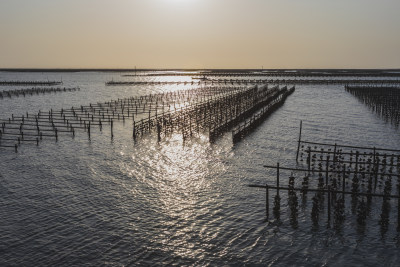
[296,120,302,162]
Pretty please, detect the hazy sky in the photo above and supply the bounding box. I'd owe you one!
[1,0,399,69]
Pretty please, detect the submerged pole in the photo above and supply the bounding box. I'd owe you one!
[133,121,136,140]
[111,119,114,139]
[277,162,280,195]
[327,185,331,228]
[398,186,400,231]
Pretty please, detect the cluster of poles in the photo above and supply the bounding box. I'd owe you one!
[0,87,79,99]
[249,121,400,234]
[207,79,400,85]
[106,79,400,86]
[0,84,294,152]
[232,86,295,143]
[345,85,400,127]
[121,71,400,78]
[106,81,204,86]
[0,80,62,86]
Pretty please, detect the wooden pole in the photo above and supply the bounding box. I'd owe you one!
[325,157,329,186]
[277,162,280,195]
[333,143,337,165]
[327,185,331,227]
[374,148,378,191]
[398,186,400,231]
[157,121,161,142]
[88,121,91,139]
[342,165,346,198]
[307,147,311,175]
[133,121,136,140]
[397,185,400,231]
[111,119,114,139]
[355,151,359,176]
[266,184,269,219]
[296,120,302,162]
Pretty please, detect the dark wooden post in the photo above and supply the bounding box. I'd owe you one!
[327,185,331,227]
[373,148,378,191]
[111,119,114,139]
[88,121,91,139]
[148,109,151,133]
[355,151,359,176]
[342,165,346,198]
[325,157,329,187]
[296,120,302,162]
[266,184,269,219]
[307,147,311,175]
[333,143,337,165]
[157,121,161,142]
[277,163,280,195]
[398,186,400,231]
[133,121,136,140]
[397,185,400,231]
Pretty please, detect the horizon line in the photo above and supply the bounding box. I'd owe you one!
[1,68,400,73]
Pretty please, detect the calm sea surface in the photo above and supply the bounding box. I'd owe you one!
[0,71,399,266]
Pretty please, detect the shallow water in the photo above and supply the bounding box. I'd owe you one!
[1,71,400,266]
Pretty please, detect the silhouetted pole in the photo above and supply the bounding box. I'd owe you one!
[296,120,302,162]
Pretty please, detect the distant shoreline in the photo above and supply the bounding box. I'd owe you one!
[0,68,400,73]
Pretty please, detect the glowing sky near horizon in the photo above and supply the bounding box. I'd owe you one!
[0,0,399,69]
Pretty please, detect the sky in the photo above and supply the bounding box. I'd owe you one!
[0,0,399,69]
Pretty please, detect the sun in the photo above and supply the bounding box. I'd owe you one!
[167,0,196,3]
[163,0,198,7]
